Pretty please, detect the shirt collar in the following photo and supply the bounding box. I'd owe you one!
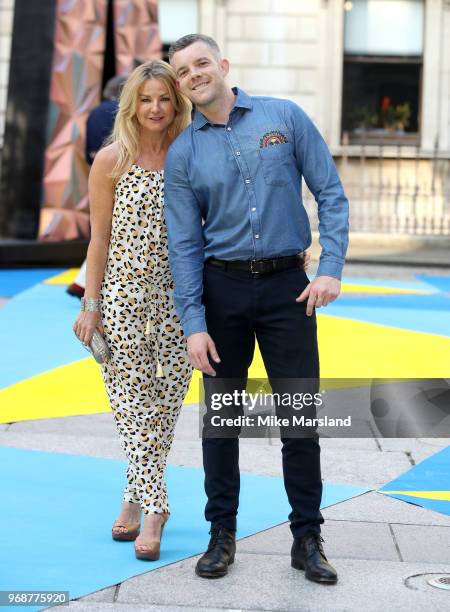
[192,86,253,131]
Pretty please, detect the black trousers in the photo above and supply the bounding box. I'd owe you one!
[201,263,324,539]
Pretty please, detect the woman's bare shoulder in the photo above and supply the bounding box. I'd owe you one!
[91,142,120,173]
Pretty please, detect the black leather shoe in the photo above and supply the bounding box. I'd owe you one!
[291,532,338,584]
[195,526,236,579]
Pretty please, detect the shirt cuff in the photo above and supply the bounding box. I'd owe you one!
[316,258,345,280]
[183,316,208,338]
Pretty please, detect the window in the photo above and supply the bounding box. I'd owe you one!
[341,0,424,145]
[158,0,198,60]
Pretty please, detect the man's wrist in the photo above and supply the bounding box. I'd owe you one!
[316,259,344,279]
[184,317,208,338]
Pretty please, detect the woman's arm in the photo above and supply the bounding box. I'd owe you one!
[73,145,117,345]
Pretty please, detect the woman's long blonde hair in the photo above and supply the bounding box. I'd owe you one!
[108,60,192,179]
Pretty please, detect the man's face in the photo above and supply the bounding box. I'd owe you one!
[171,41,229,108]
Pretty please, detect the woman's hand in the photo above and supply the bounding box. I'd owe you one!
[303,250,311,271]
[73,311,104,346]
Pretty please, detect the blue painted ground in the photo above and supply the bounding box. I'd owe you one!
[1,273,449,390]
[325,293,450,337]
[379,445,450,516]
[0,284,86,388]
[416,274,450,293]
[0,447,371,611]
[0,268,66,297]
[344,276,438,291]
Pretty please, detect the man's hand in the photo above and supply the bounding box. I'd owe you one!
[303,250,310,271]
[296,275,341,316]
[187,332,221,376]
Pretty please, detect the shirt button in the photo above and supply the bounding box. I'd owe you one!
[236,151,241,156]
[251,207,256,212]
[245,179,251,184]
[255,234,260,239]
[227,127,232,131]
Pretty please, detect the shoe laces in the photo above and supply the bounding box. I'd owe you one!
[302,532,324,543]
[207,527,222,552]
[302,533,326,559]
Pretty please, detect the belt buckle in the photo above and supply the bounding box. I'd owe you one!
[250,259,260,274]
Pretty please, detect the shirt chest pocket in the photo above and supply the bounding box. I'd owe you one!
[258,142,294,187]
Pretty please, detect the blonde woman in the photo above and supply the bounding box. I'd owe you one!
[73,60,193,560]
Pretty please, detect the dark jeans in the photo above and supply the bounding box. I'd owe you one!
[201,263,324,539]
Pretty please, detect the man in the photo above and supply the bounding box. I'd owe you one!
[164,34,349,584]
[85,75,126,165]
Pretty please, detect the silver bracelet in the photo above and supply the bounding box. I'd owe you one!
[81,297,102,312]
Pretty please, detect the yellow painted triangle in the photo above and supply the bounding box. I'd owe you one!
[381,490,450,501]
[44,268,80,285]
[340,283,431,295]
[44,276,432,293]
[0,358,110,423]
[316,314,450,378]
[2,314,450,422]
[187,315,450,396]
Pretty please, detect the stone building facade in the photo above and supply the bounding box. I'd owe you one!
[196,0,450,155]
[193,0,450,234]
[1,0,449,235]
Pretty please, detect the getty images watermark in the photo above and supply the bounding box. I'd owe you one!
[199,378,450,438]
[208,389,351,429]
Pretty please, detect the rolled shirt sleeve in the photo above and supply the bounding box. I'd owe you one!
[164,145,207,337]
[285,101,349,279]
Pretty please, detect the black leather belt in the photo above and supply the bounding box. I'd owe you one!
[206,253,304,275]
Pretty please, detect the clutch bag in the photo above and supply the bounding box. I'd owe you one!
[83,329,111,364]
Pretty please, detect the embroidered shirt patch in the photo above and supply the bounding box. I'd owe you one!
[259,131,288,148]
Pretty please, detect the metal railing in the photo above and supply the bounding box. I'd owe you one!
[303,138,450,235]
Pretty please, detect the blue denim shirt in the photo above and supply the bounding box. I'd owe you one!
[164,87,349,337]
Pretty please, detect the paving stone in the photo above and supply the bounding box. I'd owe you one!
[116,555,450,612]
[64,604,227,612]
[168,439,282,474]
[0,432,124,459]
[321,490,450,527]
[74,586,116,603]
[238,520,399,561]
[377,437,448,453]
[377,437,449,464]
[320,447,412,488]
[391,524,450,563]
[260,436,380,450]
[318,437,379,450]
[8,414,116,437]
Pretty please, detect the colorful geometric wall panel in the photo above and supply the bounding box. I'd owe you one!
[40,0,108,241]
[114,0,161,75]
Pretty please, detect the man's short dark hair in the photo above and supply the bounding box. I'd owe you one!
[168,34,221,63]
[102,75,127,101]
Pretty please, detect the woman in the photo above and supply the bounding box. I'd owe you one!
[73,60,192,560]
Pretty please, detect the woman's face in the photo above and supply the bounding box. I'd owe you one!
[135,78,176,133]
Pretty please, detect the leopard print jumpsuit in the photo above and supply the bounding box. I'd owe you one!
[99,164,192,515]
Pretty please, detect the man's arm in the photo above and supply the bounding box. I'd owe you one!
[164,145,206,337]
[285,101,349,313]
[286,100,349,279]
[164,145,220,375]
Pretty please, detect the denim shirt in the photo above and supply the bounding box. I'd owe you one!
[164,87,349,337]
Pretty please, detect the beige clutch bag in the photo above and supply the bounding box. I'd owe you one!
[82,329,111,364]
